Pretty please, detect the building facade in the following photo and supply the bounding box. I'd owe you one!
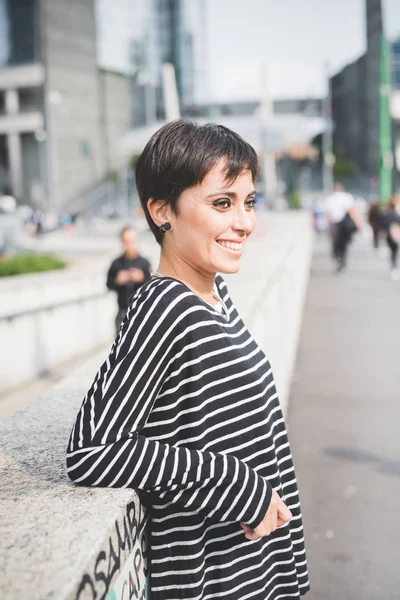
[0,0,44,202]
[0,0,131,210]
[330,0,400,190]
[331,56,367,175]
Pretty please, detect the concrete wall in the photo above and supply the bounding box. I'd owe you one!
[0,212,313,599]
[0,259,116,392]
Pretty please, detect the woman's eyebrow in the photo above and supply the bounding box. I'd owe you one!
[205,190,256,199]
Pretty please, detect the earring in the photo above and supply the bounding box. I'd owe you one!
[159,222,171,233]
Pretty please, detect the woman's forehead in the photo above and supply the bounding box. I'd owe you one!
[201,161,253,189]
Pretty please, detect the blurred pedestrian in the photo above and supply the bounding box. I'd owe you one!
[311,199,328,233]
[67,120,309,600]
[106,226,151,333]
[324,183,362,272]
[381,195,400,280]
[33,209,44,236]
[367,201,382,249]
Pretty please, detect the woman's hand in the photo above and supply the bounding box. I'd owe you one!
[240,490,292,541]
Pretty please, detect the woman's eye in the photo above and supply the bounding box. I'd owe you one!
[213,199,231,209]
[245,198,257,209]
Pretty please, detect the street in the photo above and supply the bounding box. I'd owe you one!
[288,234,400,600]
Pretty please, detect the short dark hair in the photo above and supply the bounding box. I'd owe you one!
[135,119,260,244]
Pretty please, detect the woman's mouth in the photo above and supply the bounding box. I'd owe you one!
[216,240,244,253]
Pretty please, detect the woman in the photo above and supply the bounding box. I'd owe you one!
[66,120,310,599]
[381,195,400,280]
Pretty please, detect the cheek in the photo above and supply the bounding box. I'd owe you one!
[175,210,225,245]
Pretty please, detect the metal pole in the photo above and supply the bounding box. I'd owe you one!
[378,34,393,204]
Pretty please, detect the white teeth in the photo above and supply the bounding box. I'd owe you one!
[217,241,243,251]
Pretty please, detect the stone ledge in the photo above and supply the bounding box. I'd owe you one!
[0,353,147,600]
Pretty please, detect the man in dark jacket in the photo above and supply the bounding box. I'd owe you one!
[107,226,152,334]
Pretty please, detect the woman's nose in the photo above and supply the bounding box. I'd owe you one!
[231,207,255,235]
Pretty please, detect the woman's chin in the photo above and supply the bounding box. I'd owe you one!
[215,260,241,274]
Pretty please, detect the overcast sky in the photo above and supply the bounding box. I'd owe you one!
[206,0,400,101]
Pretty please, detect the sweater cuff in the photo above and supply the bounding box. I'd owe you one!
[244,477,273,530]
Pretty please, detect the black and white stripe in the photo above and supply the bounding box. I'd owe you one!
[67,275,310,599]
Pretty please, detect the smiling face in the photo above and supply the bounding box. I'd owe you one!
[155,158,257,276]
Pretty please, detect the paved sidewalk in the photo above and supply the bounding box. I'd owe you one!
[288,234,400,600]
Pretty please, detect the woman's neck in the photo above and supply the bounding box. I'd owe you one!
[156,252,216,303]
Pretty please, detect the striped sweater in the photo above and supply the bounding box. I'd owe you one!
[66,275,310,599]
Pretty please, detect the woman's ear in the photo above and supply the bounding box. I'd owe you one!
[147,198,171,227]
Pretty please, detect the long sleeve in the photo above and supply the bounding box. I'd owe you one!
[106,259,121,291]
[66,280,272,528]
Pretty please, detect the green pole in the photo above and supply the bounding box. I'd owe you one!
[379,34,393,205]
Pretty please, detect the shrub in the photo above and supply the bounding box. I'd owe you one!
[0,252,67,277]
